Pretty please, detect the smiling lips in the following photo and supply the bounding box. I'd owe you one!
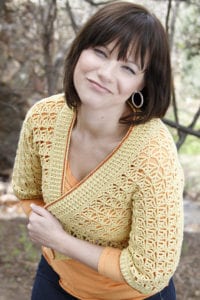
[87,78,112,94]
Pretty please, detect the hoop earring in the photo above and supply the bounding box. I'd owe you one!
[131,91,144,109]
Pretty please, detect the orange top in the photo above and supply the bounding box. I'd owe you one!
[41,162,148,300]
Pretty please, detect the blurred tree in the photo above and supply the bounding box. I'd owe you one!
[162,0,200,148]
[39,0,57,95]
[177,0,200,96]
[0,0,199,175]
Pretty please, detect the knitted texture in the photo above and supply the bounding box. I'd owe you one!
[12,94,184,294]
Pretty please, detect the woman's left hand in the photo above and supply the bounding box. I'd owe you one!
[27,204,104,271]
[27,204,66,250]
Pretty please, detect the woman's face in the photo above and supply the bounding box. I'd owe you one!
[73,41,146,110]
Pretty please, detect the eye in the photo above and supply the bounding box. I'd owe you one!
[122,65,136,75]
[94,48,107,58]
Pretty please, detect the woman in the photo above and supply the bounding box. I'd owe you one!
[12,2,184,300]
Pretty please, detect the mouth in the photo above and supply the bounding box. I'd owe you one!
[87,78,112,94]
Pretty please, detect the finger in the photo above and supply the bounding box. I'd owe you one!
[28,210,40,223]
[30,203,49,217]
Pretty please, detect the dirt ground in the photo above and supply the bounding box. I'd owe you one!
[0,218,200,300]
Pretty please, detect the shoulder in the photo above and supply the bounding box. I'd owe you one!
[140,118,173,137]
[149,118,177,151]
[24,93,72,126]
[130,119,184,189]
[26,93,66,117]
[130,118,180,165]
[137,118,177,149]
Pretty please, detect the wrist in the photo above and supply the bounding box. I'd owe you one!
[53,230,70,255]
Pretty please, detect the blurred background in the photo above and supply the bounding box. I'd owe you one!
[0,0,199,299]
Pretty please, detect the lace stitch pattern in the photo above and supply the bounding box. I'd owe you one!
[12,94,184,294]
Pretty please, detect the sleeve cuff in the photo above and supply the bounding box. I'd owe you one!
[98,247,125,282]
[20,199,44,216]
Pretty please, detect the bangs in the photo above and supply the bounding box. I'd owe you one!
[80,11,150,71]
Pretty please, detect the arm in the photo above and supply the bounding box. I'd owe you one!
[12,108,44,214]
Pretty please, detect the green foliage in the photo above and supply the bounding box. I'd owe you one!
[181,238,189,255]
[177,2,200,58]
[175,1,200,99]
[179,135,200,155]
[166,121,200,155]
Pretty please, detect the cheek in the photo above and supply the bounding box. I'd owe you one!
[129,77,145,93]
[119,76,145,97]
[76,50,97,74]
[137,74,145,90]
[138,78,145,91]
[73,54,86,79]
[73,54,88,84]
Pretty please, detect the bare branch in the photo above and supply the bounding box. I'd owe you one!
[66,0,79,33]
[38,0,57,95]
[163,118,200,138]
[165,1,181,139]
[163,105,200,148]
[85,0,115,6]
[41,0,57,51]
[189,106,200,128]
[176,106,200,149]
[169,0,180,50]
[84,0,115,6]
[171,81,182,139]
[165,0,172,35]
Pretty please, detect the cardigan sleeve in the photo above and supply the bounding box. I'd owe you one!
[19,199,44,216]
[120,136,184,294]
[12,110,43,201]
[99,134,184,294]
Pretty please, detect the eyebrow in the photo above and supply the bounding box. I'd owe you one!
[102,44,144,72]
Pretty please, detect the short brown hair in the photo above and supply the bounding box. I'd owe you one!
[63,1,172,125]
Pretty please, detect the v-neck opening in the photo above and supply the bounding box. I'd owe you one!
[61,113,134,194]
[44,102,138,209]
[66,161,79,186]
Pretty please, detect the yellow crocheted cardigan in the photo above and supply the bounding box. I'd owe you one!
[12,94,184,294]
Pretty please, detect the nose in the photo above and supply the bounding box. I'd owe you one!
[97,60,116,83]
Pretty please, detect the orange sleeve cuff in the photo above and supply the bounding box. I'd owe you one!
[19,199,44,216]
[98,247,125,282]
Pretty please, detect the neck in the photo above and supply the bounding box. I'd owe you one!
[74,104,130,140]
